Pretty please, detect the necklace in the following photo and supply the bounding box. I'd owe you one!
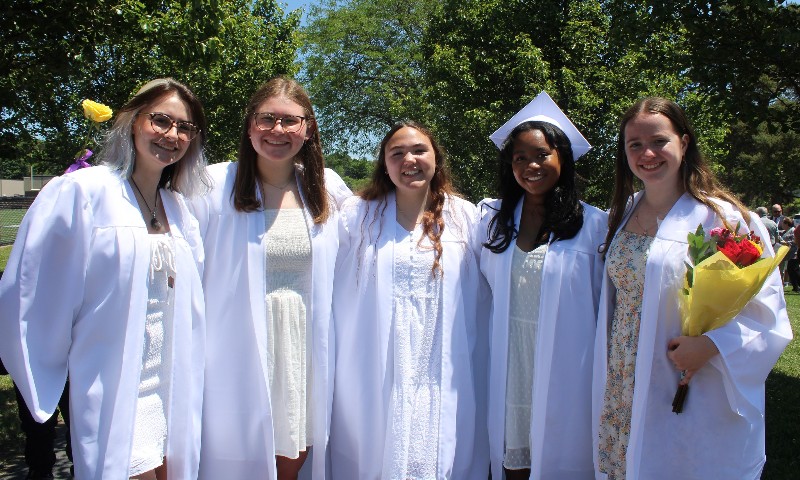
[262,177,294,190]
[633,213,659,236]
[634,196,671,236]
[130,177,162,230]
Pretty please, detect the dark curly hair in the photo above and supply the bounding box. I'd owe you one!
[483,121,584,254]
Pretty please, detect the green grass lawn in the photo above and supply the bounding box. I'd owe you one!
[0,375,23,455]
[0,245,12,272]
[763,288,800,479]
[0,209,26,246]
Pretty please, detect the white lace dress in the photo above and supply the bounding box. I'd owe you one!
[129,234,176,476]
[383,221,444,479]
[503,243,547,471]
[264,208,313,459]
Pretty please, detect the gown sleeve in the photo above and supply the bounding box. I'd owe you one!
[0,175,93,420]
[703,211,792,416]
[324,168,353,209]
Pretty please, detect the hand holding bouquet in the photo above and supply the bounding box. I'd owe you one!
[672,223,788,413]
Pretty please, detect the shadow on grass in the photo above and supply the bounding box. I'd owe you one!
[763,370,800,479]
[0,279,23,479]
[0,376,24,459]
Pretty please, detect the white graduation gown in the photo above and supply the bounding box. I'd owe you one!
[0,165,206,480]
[328,192,491,480]
[478,199,607,480]
[591,192,792,480]
[189,162,351,480]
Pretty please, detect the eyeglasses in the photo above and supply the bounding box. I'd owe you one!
[139,113,200,141]
[252,113,308,133]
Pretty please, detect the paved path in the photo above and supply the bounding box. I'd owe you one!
[0,420,72,480]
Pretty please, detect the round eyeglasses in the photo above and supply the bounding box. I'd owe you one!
[138,113,200,141]
[252,112,309,133]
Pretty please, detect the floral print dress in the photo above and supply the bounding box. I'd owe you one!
[598,230,653,479]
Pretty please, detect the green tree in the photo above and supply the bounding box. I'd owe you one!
[1,0,301,176]
[679,1,800,211]
[424,0,697,203]
[301,0,439,156]
[723,100,800,209]
[325,150,373,192]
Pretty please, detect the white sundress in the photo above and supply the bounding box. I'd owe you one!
[503,243,547,470]
[263,207,313,459]
[383,221,444,479]
[129,234,176,476]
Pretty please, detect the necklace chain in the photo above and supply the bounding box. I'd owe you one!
[130,177,162,230]
[633,213,658,236]
[262,177,294,190]
[633,201,667,236]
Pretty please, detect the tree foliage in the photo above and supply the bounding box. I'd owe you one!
[424,0,699,202]
[302,0,800,209]
[301,0,439,156]
[325,150,373,192]
[1,0,301,178]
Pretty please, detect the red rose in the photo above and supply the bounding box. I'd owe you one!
[717,238,742,264]
[737,239,761,267]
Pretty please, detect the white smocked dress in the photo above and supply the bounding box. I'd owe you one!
[129,234,176,476]
[383,221,444,479]
[504,243,547,471]
[263,207,313,459]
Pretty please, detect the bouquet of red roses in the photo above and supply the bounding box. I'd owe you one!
[673,223,788,413]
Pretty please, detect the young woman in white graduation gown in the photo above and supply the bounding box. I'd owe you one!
[188,77,350,480]
[479,92,607,480]
[0,78,209,480]
[592,97,792,479]
[329,121,490,479]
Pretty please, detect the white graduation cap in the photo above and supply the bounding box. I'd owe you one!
[489,91,591,161]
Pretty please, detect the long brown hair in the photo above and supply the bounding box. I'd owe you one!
[360,121,457,275]
[602,97,749,254]
[232,76,330,223]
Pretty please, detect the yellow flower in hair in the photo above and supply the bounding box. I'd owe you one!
[81,99,113,123]
[65,99,113,173]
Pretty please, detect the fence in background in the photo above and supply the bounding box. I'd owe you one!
[0,196,34,246]
[0,176,55,247]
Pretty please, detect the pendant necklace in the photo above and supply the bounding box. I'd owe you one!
[633,203,665,236]
[130,177,162,230]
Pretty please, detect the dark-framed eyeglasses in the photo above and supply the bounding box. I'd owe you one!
[138,112,200,141]
[252,112,309,133]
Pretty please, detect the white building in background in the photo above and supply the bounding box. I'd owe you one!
[0,176,56,198]
[0,179,24,197]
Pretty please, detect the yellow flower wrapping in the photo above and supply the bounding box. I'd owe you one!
[81,99,113,123]
[680,245,789,337]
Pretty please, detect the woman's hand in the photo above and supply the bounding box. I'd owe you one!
[667,335,720,384]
